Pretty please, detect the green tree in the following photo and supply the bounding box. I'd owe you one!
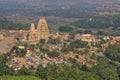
[0,54,9,67]
[81,65,89,71]
[83,72,100,80]
[47,50,60,57]
[40,39,46,45]
[18,66,30,75]
[59,26,73,32]
[71,40,88,48]
[0,65,14,76]
[117,66,120,79]
[36,65,47,80]
[91,63,119,80]
[47,65,59,79]
[104,44,120,62]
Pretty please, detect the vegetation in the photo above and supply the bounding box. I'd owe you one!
[0,1,120,80]
[0,43,120,80]
[62,44,73,52]
[0,54,9,66]
[0,18,29,30]
[71,40,88,48]
[47,50,60,57]
[36,65,48,80]
[0,75,40,80]
[104,44,120,62]
[48,37,61,45]
[36,64,100,80]
[10,46,27,57]
[59,26,73,32]
[62,40,88,52]
[18,66,31,76]
[0,61,119,80]
[72,15,120,30]
[35,61,119,80]
[90,63,119,80]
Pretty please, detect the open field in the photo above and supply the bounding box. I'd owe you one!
[96,12,120,16]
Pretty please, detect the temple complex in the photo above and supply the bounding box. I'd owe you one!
[28,17,50,44]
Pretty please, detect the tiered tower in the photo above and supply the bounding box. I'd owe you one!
[30,23,35,34]
[28,17,50,44]
[36,17,50,40]
[28,23,37,44]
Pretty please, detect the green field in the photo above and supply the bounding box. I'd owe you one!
[0,75,40,80]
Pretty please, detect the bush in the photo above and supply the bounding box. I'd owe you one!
[47,50,60,57]
[104,44,120,62]
[59,26,73,32]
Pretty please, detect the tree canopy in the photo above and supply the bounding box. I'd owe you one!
[104,44,120,62]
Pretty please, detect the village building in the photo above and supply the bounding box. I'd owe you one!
[114,36,120,44]
[74,34,81,40]
[0,34,3,40]
[81,34,94,42]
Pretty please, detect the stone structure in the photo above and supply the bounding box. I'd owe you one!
[28,17,50,44]
[81,34,94,42]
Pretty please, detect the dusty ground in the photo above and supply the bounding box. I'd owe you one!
[0,37,16,54]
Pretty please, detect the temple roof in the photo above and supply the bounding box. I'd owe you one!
[37,17,49,31]
[30,23,35,33]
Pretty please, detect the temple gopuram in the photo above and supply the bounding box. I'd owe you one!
[28,17,50,44]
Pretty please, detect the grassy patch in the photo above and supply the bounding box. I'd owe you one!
[0,75,40,80]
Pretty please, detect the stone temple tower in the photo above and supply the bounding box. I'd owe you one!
[28,23,37,44]
[28,17,50,44]
[37,17,50,40]
[30,23,36,34]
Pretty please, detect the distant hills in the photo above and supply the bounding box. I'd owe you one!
[0,0,120,11]
[0,0,120,30]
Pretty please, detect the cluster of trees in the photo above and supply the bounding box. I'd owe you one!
[0,18,29,30]
[72,15,120,30]
[0,50,120,80]
[104,44,120,62]
[47,50,60,58]
[35,59,119,80]
[90,63,119,80]
[40,46,60,58]
[0,75,39,80]
[59,26,73,32]
[63,40,88,52]
[0,53,34,76]
[10,46,27,57]
[0,54,14,76]
[71,40,88,48]
[48,37,61,45]
[36,64,100,80]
